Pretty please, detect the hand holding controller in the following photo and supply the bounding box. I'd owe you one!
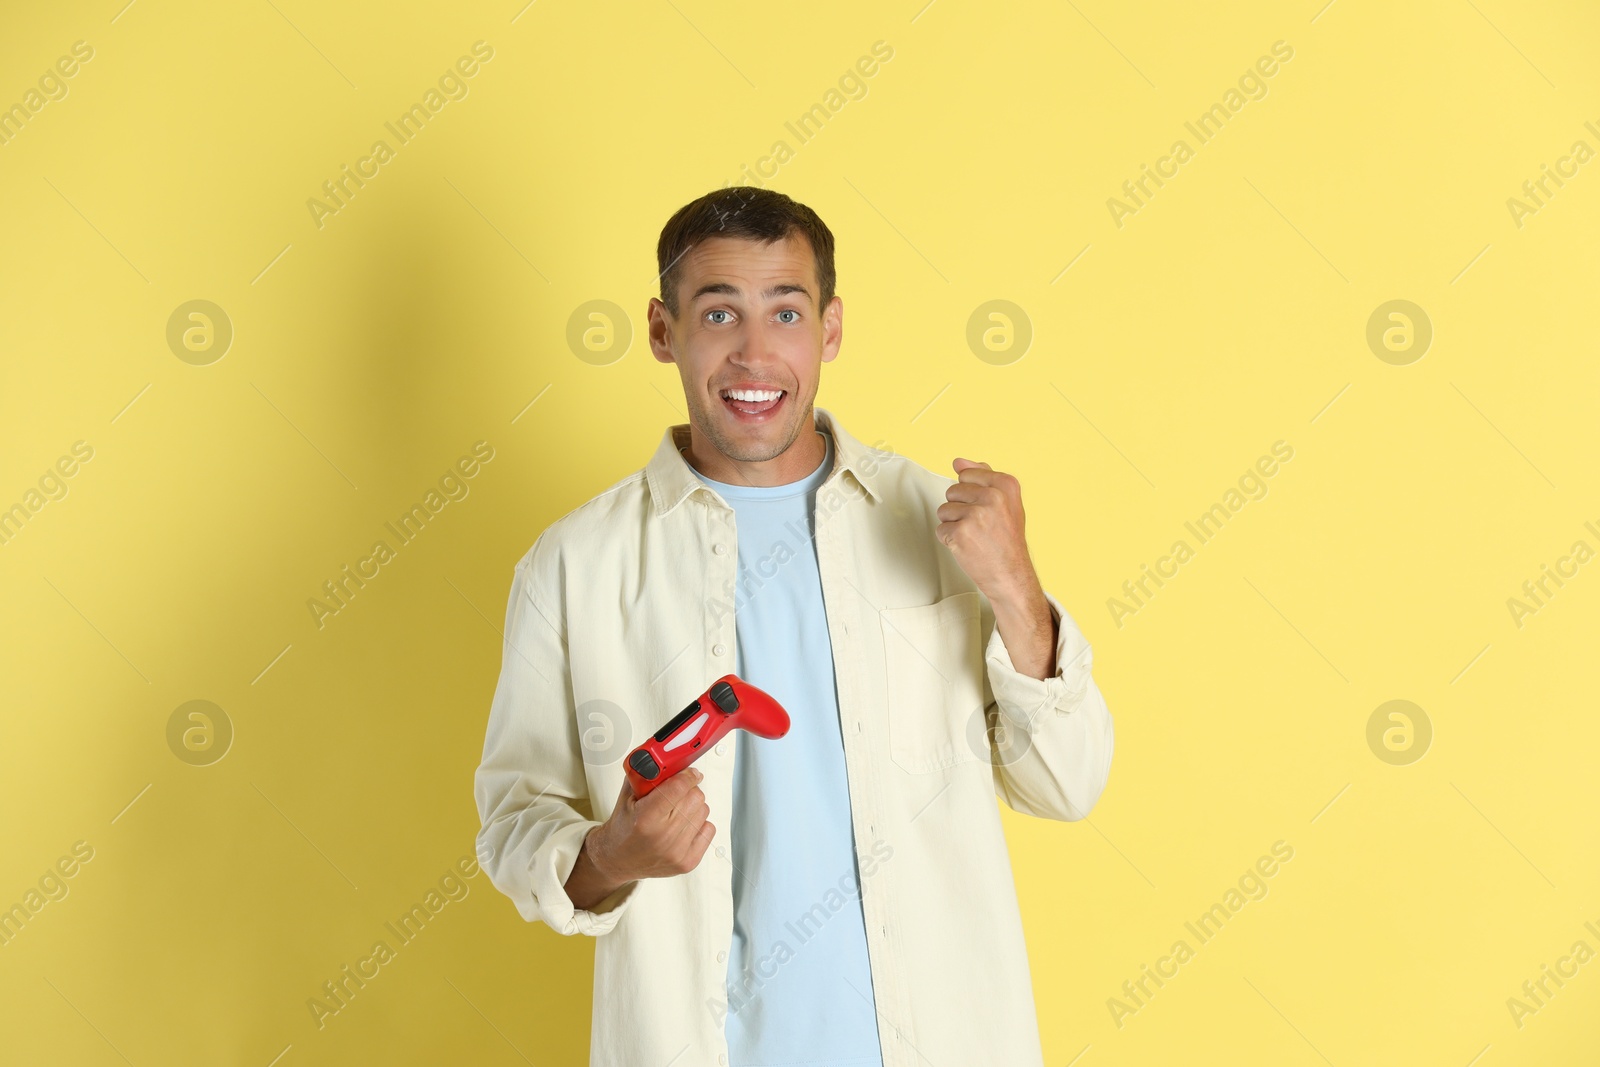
[576,766,716,902]
[569,676,792,905]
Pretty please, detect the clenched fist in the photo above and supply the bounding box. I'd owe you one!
[565,767,715,909]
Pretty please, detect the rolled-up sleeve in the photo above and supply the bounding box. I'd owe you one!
[981,589,1114,821]
[474,537,639,936]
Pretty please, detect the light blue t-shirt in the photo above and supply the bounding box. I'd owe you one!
[687,429,885,1067]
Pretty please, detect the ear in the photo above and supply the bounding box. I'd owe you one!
[647,297,676,364]
[820,294,843,364]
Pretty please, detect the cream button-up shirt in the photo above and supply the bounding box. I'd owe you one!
[474,405,1115,1067]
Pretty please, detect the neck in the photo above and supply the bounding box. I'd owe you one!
[681,412,827,487]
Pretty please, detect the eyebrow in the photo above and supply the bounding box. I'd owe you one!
[690,281,814,306]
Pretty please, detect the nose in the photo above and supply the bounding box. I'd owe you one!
[730,318,780,369]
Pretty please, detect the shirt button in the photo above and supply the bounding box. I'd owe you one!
[717,950,727,962]
[713,643,726,657]
[713,543,727,555]
[720,1056,728,1065]
[715,742,726,756]
[716,845,726,857]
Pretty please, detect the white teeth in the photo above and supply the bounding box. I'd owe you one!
[723,389,783,402]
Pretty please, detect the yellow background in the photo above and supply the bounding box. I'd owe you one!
[2,0,1597,1063]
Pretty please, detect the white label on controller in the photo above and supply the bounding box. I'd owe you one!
[663,712,709,752]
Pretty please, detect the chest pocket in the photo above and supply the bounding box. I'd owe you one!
[879,590,987,773]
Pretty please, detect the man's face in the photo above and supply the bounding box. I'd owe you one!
[649,234,842,467]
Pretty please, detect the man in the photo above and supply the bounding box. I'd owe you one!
[474,186,1114,1067]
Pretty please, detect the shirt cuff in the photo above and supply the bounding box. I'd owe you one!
[530,820,640,936]
[984,589,1094,733]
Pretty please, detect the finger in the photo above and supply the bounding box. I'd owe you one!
[936,501,979,523]
[667,785,708,818]
[944,482,991,504]
[681,799,710,830]
[955,466,1003,489]
[647,773,707,834]
[665,797,710,853]
[940,483,1004,508]
[646,766,703,807]
[688,821,716,863]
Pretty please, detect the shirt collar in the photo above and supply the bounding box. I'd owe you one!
[646,405,884,516]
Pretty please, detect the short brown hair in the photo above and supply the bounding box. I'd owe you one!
[655,186,836,318]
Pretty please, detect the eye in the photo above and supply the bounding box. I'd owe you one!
[706,309,733,325]
[776,309,800,324]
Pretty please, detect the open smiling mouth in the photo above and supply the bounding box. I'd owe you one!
[719,387,787,420]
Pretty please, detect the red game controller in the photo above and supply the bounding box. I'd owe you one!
[624,675,790,797]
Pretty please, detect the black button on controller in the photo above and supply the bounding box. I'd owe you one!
[628,749,661,780]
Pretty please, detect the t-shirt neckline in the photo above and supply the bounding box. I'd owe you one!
[685,430,833,500]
